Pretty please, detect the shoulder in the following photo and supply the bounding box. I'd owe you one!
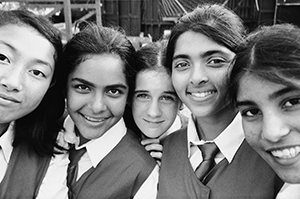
[163,127,187,144]
[117,130,156,167]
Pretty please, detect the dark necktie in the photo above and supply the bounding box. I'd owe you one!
[67,146,86,188]
[195,142,219,182]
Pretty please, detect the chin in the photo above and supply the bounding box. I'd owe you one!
[279,171,300,184]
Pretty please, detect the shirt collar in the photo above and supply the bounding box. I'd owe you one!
[187,113,244,163]
[84,119,126,167]
[0,122,15,163]
[63,116,127,168]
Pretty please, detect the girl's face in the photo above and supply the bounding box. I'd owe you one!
[237,74,300,183]
[67,54,128,143]
[0,24,55,130]
[171,31,235,119]
[132,69,181,138]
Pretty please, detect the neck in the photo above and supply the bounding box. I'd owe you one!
[195,107,238,141]
[0,123,10,137]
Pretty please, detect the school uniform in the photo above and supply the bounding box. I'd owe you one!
[276,183,300,199]
[156,113,188,141]
[0,122,69,199]
[64,117,159,199]
[157,113,284,199]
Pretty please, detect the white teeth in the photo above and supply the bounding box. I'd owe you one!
[271,146,300,159]
[191,91,215,98]
[83,115,105,122]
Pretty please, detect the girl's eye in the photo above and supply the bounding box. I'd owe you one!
[108,89,122,96]
[75,84,90,92]
[283,98,300,108]
[0,53,10,63]
[241,108,261,118]
[160,95,175,102]
[173,61,190,70]
[207,58,230,68]
[136,93,149,99]
[29,69,46,78]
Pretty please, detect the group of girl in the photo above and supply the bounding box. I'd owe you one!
[0,2,300,199]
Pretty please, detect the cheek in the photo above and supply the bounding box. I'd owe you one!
[110,97,127,117]
[132,101,144,117]
[163,105,179,121]
[28,82,50,105]
[243,122,261,148]
[66,91,85,112]
[172,73,185,91]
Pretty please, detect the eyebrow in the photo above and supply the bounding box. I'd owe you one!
[71,78,94,87]
[134,90,176,95]
[172,50,230,61]
[236,100,256,107]
[106,84,128,90]
[163,91,177,96]
[236,86,300,107]
[134,90,149,94]
[71,77,128,90]
[268,86,298,100]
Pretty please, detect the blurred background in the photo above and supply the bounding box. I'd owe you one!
[1,0,299,48]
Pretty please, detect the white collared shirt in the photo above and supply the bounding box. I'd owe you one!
[64,116,159,199]
[187,113,292,197]
[276,183,300,199]
[0,122,69,199]
[188,113,245,170]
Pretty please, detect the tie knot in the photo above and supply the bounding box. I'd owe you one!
[198,142,219,161]
[69,146,86,167]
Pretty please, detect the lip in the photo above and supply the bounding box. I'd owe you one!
[80,113,109,123]
[0,93,21,103]
[143,119,164,125]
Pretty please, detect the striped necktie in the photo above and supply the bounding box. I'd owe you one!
[195,142,219,182]
[67,146,86,187]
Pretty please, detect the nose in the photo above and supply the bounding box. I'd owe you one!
[261,113,290,143]
[147,100,162,118]
[90,93,107,113]
[190,63,208,85]
[0,67,23,92]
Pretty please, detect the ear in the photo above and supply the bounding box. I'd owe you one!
[49,79,56,88]
[179,101,184,111]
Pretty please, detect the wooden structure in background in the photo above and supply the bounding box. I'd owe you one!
[0,0,102,40]
[1,0,300,42]
[274,0,300,25]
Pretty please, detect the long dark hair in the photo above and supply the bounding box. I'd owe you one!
[62,23,136,100]
[228,23,300,106]
[165,3,246,74]
[0,10,65,156]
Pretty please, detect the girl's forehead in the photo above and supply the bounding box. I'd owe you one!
[70,54,127,85]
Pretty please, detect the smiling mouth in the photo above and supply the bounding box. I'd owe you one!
[0,94,21,103]
[82,114,108,123]
[144,119,163,124]
[189,91,216,98]
[270,146,300,159]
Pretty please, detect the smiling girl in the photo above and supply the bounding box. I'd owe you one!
[124,40,187,166]
[62,23,158,199]
[157,3,283,199]
[0,10,68,198]
[229,23,300,198]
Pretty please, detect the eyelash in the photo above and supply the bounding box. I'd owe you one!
[107,89,123,97]
[240,97,300,119]
[0,53,10,63]
[29,69,46,78]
